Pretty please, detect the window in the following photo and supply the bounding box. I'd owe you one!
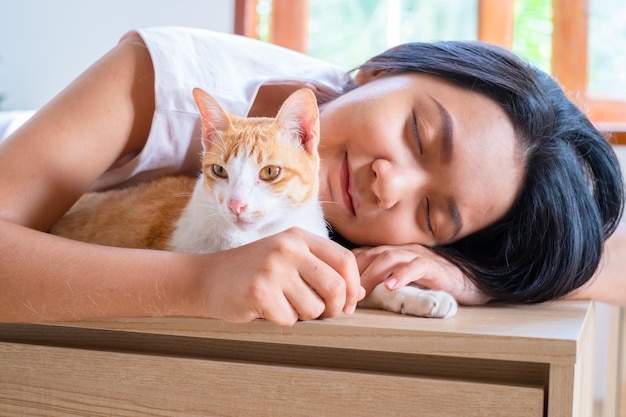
[306,0,477,70]
[235,0,626,143]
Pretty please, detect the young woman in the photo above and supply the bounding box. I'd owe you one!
[0,27,623,324]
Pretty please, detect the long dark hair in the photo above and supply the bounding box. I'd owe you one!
[355,41,624,303]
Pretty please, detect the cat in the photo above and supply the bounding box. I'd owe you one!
[51,87,327,252]
[51,87,457,318]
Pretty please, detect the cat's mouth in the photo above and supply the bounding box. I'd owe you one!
[340,153,357,216]
[233,217,256,229]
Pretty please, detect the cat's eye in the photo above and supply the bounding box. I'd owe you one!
[259,165,281,181]
[211,164,228,178]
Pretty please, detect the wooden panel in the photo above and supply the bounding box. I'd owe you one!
[234,0,258,38]
[587,100,626,125]
[600,127,626,146]
[547,304,593,417]
[601,306,624,417]
[574,100,626,144]
[0,341,544,417]
[477,0,514,48]
[270,0,309,52]
[549,363,576,417]
[574,303,596,417]
[552,0,588,93]
[47,303,591,364]
[0,301,595,416]
[0,322,551,389]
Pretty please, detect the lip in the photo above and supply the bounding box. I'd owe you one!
[340,153,357,216]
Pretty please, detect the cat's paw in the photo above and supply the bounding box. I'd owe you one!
[417,288,458,318]
[360,284,458,318]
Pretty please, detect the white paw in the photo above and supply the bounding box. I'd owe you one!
[360,284,458,318]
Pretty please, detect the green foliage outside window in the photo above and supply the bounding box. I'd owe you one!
[258,0,626,99]
[307,0,555,72]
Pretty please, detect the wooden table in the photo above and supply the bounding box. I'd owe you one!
[0,301,595,417]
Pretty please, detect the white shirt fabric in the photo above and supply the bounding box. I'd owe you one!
[0,111,35,140]
[89,26,351,190]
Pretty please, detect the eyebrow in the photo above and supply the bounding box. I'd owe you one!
[430,97,462,240]
[431,97,454,163]
[448,199,463,241]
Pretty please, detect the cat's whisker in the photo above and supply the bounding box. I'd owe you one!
[211,133,229,154]
[203,150,225,158]
[168,192,194,198]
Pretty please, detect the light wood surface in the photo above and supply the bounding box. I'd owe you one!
[0,301,595,416]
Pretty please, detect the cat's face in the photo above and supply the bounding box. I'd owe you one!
[194,88,320,230]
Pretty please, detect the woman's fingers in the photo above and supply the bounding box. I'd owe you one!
[201,227,363,326]
[353,244,491,306]
[354,245,424,293]
[297,228,364,315]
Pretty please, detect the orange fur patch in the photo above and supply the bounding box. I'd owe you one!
[51,176,195,250]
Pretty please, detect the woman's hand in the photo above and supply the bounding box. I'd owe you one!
[197,227,365,326]
[352,244,491,306]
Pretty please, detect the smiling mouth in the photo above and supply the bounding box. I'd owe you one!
[340,153,357,216]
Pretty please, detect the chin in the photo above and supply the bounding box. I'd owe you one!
[234,220,257,231]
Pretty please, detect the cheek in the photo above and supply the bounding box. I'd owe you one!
[343,216,420,246]
[203,177,218,200]
[370,207,425,245]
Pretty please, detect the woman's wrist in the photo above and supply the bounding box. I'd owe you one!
[147,250,215,319]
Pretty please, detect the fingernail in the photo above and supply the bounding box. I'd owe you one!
[386,277,398,289]
[345,304,356,315]
[359,287,366,299]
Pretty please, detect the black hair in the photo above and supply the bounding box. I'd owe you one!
[354,41,624,303]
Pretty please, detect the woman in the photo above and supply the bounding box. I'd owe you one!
[0,27,623,324]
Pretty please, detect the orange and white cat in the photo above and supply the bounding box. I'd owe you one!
[51,87,457,318]
[52,88,327,251]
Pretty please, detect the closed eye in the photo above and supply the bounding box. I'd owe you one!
[412,112,423,155]
[425,197,433,234]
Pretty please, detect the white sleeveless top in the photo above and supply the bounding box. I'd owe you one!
[92,27,350,190]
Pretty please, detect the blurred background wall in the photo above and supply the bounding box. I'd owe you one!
[0,0,234,110]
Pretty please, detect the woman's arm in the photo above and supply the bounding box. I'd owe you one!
[0,219,361,324]
[0,34,162,321]
[0,34,155,232]
[0,35,362,324]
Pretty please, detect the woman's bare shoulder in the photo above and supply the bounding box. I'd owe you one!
[0,34,155,230]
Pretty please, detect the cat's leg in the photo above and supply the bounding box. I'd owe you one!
[359,283,458,318]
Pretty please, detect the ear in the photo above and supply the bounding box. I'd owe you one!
[275,88,320,154]
[354,68,392,86]
[192,87,232,149]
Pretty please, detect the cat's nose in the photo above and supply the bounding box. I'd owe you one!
[228,199,247,216]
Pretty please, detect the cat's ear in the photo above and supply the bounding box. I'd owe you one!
[192,87,232,148]
[275,88,320,154]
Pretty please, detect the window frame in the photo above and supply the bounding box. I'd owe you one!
[234,0,626,144]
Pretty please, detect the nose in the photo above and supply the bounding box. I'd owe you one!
[371,159,420,209]
[228,199,247,216]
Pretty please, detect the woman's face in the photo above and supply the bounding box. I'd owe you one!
[318,72,524,246]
